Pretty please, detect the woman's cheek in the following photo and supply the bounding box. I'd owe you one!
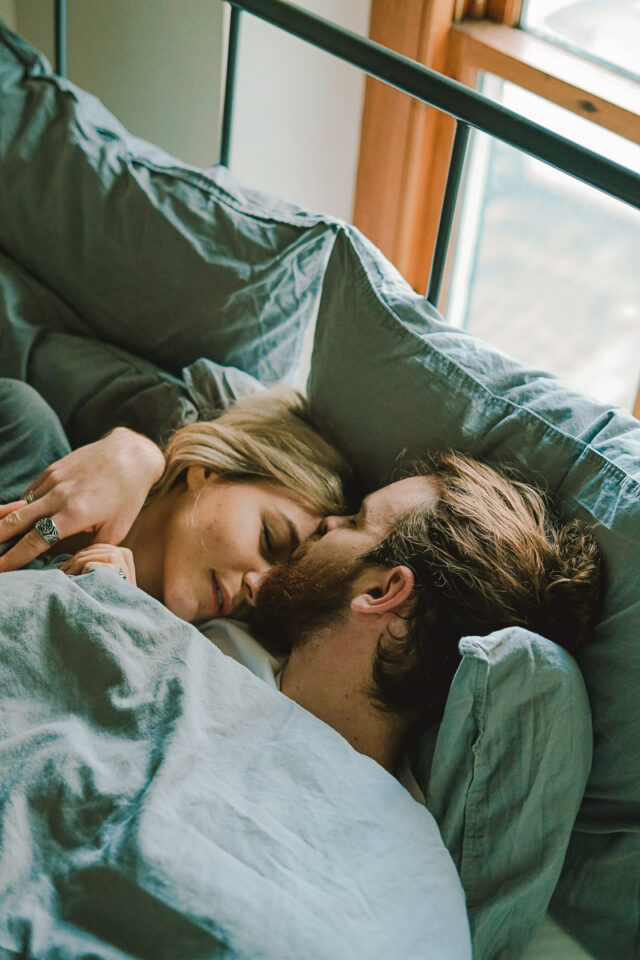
[162,551,199,622]
[164,582,199,622]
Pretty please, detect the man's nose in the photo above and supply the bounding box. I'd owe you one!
[242,567,270,606]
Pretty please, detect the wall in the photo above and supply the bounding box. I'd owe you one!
[0,0,16,30]
[231,0,371,219]
[12,0,225,168]
[10,0,371,220]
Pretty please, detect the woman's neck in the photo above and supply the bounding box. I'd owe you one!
[122,490,176,601]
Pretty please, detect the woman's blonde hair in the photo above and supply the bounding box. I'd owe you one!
[150,386,350,516]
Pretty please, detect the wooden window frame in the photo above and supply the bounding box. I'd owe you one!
[353,0,640,414]
[449,21,640,143]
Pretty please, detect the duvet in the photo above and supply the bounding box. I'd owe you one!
[0,567,471,960]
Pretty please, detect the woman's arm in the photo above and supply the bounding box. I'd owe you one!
[0,427,164,572]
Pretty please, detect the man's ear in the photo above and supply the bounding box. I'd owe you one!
[351,566,415,619]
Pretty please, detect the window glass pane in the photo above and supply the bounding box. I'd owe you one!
[521,0,640,82]
[445,77,640,411]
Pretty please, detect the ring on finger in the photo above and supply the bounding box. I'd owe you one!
[25,491,36,504]
[118,569,126,579]
[34,517,60,545]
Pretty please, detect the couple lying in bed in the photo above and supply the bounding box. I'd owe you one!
[0,377,602,781]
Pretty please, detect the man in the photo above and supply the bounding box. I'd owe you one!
[252,452,602,776]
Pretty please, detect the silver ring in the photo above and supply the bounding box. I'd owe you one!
[118,569,126,579]
[25,491,35,504]
[34,517,60,545]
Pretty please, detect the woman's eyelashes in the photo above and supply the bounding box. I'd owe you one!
[261,518,288,561]
[261,520,276,558]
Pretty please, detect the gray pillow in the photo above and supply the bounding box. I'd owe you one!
[307,225,640,960]
[416,628,592,960]
[0,248,262,446]
[0,22,337,385]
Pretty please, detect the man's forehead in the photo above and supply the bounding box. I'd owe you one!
[364,475,438,528]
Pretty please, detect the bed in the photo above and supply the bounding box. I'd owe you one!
[0,2,639,959]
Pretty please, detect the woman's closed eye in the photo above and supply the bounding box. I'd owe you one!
[261,520,277,559]
[261,515,297,561]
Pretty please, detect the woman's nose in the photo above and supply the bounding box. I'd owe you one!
[324,514,351,531]
[242,568,269,606]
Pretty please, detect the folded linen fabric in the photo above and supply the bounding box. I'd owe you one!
[0,247,263,446]
[0,21,337,385]
[0,568,471,960]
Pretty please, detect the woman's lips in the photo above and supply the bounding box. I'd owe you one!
[211,571,231,616]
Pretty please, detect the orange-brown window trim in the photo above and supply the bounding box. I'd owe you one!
[451,21,640,143]
[353,0,640,291]
[353,0,461,293]
[457,0,524,25]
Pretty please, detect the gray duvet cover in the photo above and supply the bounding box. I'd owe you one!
[0,567,471,960]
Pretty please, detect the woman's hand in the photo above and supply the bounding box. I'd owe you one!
[0,427,165,572]
[59,544,137,585]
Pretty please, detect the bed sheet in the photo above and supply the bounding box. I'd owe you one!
[0,567,471,959]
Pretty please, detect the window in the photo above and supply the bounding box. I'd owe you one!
[354,0,640,414]
[521,0,640,81]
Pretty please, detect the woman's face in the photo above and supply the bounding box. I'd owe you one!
[160,466,322,624]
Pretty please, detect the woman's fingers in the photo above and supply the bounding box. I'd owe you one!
[0,500,26,521]
[0,498,67,572]
[60,545,136,585]
[1,429,163,575]
[60,547,113,576]
[0,492,61,543]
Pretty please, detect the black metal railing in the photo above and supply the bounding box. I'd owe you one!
[53,0,640,306]
[54,0,66,76]
[220,0,639,304]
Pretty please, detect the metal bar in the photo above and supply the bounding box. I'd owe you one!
[54,0,66,77]
[220,6,241,167]
[427,122,470,307]
[228,0,640,211]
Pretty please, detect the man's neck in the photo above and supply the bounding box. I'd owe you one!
[280,629,413,775]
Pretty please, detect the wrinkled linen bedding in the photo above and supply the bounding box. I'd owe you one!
[0,567,471,960]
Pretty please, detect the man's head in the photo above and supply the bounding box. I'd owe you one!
[253,474,437,651]
[255,452,603,726]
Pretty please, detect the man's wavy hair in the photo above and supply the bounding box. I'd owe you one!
[363,451,603,723]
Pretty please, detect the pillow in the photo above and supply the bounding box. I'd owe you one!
[0,248,262,447]
[307,225,640,960]
[415,628,592,960]
[0,22,338,386]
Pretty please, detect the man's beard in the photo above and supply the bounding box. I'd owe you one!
[251,542,363,655]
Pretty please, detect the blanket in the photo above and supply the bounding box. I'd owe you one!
[0,568,471,959]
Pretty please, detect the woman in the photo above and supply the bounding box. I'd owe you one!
[0,379,350,624]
